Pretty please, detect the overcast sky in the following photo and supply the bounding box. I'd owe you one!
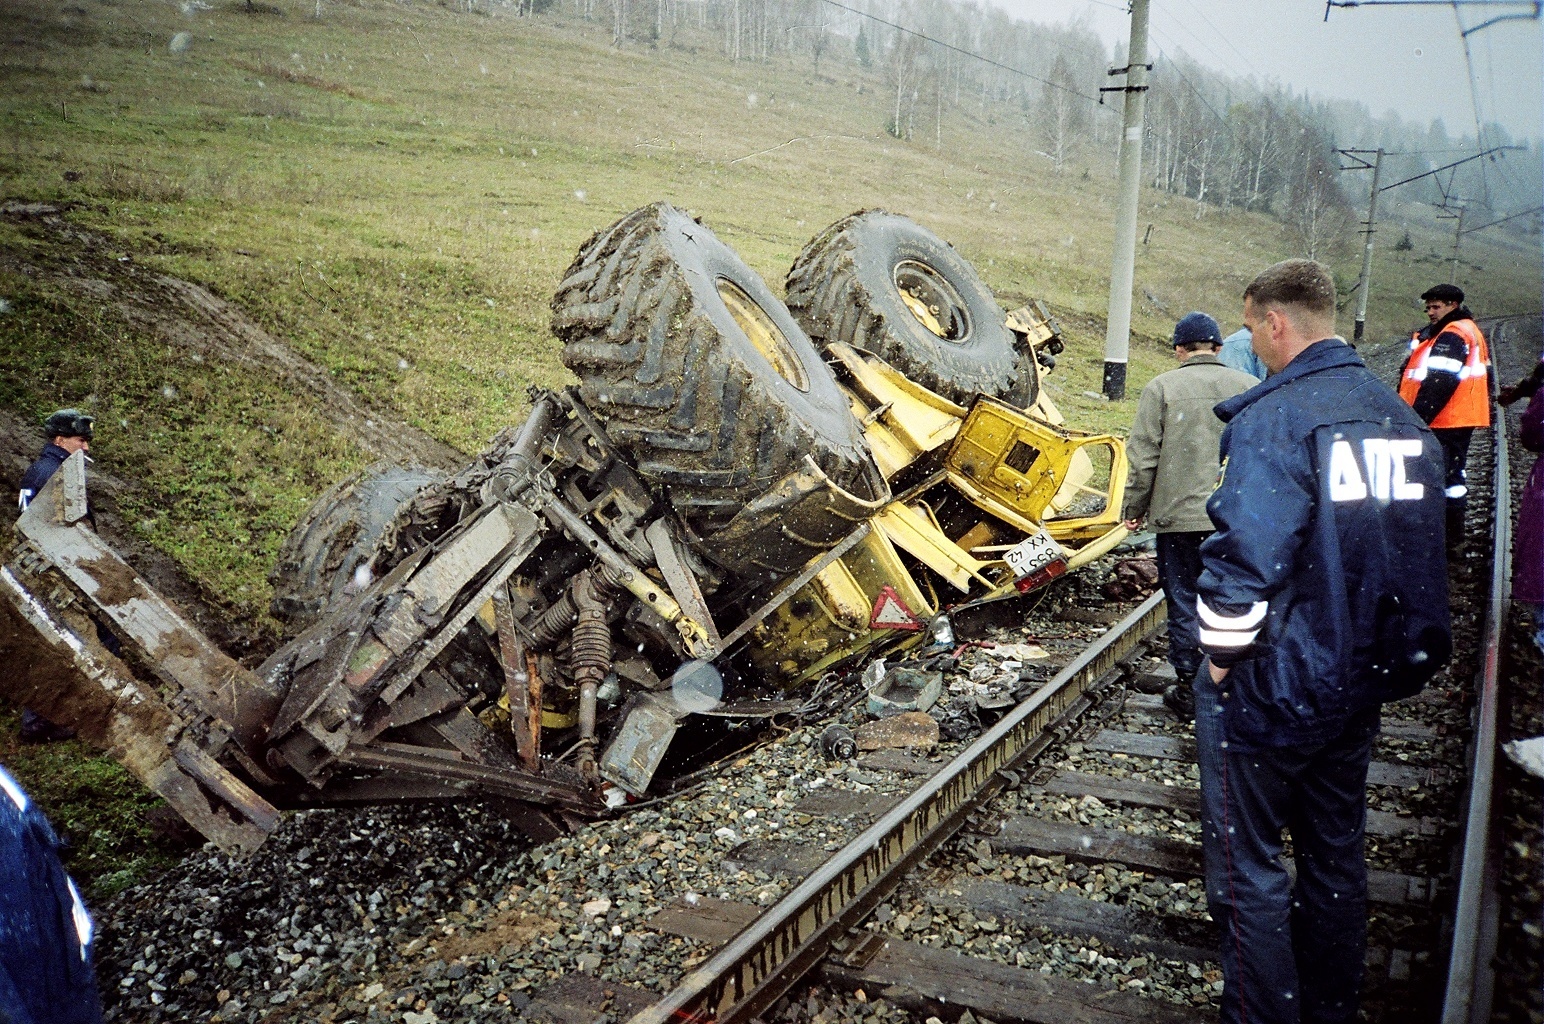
[989,0,1543,144]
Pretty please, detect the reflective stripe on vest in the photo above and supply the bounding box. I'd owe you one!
[1399,319,1492,428]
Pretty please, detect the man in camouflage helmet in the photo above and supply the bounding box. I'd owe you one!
[17,409,94,515]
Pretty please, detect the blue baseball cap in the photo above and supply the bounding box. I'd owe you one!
[1172,312,1222,348]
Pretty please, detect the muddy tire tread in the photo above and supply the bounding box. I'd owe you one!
[553,204,876,538]
[786,211,1028,406]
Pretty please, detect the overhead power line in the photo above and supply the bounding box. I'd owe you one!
[1452,6,1494,204]
[1377,144,1524,192]
[815,0,1115,111]
[1338,142,1525,339]
[1171,0,1254,70]
[1324,0,1542,31]
[1461,204,1544,234]
[1458,7,1543,33]
[1324,0,1538,11]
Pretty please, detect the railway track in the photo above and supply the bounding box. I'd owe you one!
[508,331,1514,1024]
[1481,314,1543,1024]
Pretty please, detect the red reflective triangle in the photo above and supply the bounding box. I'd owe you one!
[869,585,924,631]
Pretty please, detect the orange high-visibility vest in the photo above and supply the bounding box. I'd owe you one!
[1399,318,1491,428]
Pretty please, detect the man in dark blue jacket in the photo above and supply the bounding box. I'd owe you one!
[0,764,103,1024]
[17,409,94,515]
[1195,260,1450,1024]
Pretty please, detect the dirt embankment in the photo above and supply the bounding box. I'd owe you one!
[0,201,467,664]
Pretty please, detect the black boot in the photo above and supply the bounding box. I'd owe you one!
[1162,684,1195,721]
[19,708,76,744]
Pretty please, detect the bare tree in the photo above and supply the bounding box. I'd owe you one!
[1243,99,1287,212]
[1286,136,1356,260]
[887,33,924,139]
[1190,135,1216,214]
[1038,54,1086,172]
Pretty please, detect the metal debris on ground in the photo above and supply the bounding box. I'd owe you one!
[855,712,940,752]
[866,666,943,717]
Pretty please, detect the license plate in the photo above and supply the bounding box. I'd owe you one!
[1003,530,1062,578]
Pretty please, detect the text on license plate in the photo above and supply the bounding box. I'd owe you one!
[1003,531,1061,577]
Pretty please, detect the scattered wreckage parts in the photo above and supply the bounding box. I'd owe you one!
[3,454,284,856]
[1,205,1132,856]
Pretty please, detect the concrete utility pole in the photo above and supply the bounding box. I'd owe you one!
[1349,148,1384,344]
[1100,0,1150,401]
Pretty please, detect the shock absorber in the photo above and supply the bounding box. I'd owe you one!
[529,566,621,786]
[568,576,613,786]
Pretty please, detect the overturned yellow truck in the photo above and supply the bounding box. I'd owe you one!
[0,204,1126,854]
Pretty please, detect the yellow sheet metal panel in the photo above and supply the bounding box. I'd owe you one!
[831,344,963,465]
[851,399,917,479]
[1044,438,1128,539]
[812,559,871,632]
[943,398,1127,541]
[874,503,993,593]
[946,400,1067,515]
[846,527,932,615]
[744,528,934,687]
[945,471,1046,536]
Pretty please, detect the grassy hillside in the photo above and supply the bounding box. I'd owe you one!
[1,0,1539,624]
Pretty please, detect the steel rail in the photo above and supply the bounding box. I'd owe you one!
[1440,382,1512,1023]
[627,590,1167,1024]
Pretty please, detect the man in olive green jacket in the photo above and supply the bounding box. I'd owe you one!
[1122,313,1258,718]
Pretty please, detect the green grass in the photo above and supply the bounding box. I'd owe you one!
[0,0,1538,888]
[4,3,1533,486]
[0,243,364,622]
[0,700,184,899]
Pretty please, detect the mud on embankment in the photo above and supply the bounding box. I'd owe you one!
[0,200,465,727]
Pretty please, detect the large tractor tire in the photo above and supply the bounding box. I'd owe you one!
[553,203,883,546]
[269,463,441,633]
[786,210,1035,408]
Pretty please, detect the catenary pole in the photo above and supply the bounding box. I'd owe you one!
[1352,148,1384,344]
[1100,0,1150,401]
[1449,204,1466,283]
